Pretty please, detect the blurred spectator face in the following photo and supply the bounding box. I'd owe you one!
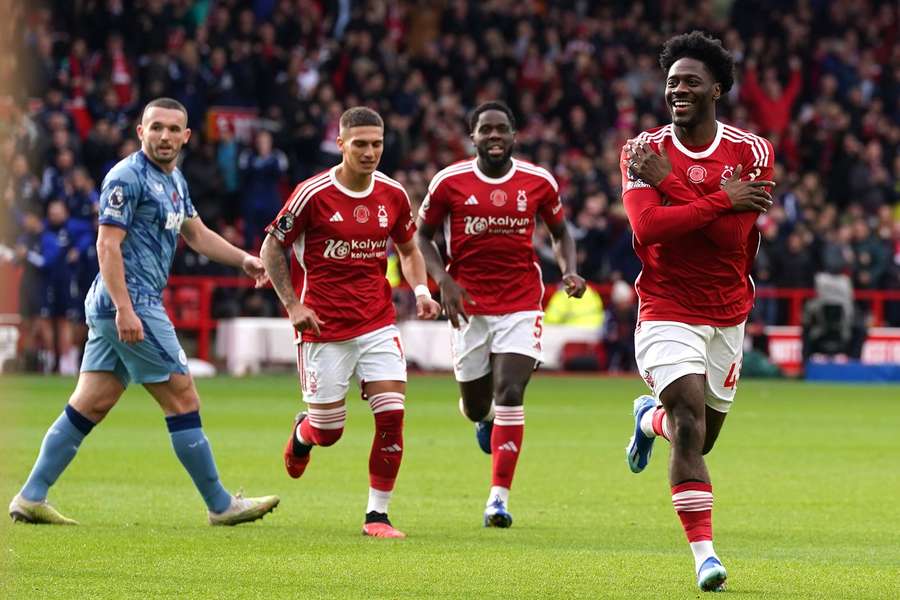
[852,220,870,242]
[255,130,273,156]
[57,149,74,171]
[787,232,804,252]
[138,106,191,167]
[337,124,384,176]
[665,58,719,128]
[471,109,515,169]
[47,200,68,226]
[12,155,29,177]
[22,212,43,234]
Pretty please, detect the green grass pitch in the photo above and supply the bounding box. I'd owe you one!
[1,374,898,599]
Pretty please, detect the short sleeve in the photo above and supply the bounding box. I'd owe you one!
[265,182,312,246]
[390,188,416,244]
[536,177,565,228]
[418,177,450,228]
[98,168,141,230]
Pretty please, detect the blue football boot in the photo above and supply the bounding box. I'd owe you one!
[475,420,493,454]
[697,556,727,592]
[483,496,513,528]
[626,395,658,473]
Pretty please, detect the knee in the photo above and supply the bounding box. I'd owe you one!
[69,390,116,422]
[313,427,343,447]
[170,385,201,415]
[370,392,405,431]
[306,406,346,446]
[458,396,491,422]
[669,406,704,450]
[493,381,525,407]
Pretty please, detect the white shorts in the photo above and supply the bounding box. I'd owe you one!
[297,324,407,404]
[451,310,544,382]
[634,320,745,413]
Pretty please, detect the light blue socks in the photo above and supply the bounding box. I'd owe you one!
[20,405,94,501]
[166,411,232,513]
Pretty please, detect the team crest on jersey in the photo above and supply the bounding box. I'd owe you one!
[516,189,527,212]
[277,213,294,233]
[490,189,507,207]
[354,205,370,223]
[687,165,707,184]
[109,186,125,208]
[643,369,656,389]
[377,205,388,228]
[720,165,735,187]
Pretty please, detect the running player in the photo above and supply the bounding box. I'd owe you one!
[621,32,776,591]
[415,101,586,528]
[9,98,279,526]
[260,106,440,539]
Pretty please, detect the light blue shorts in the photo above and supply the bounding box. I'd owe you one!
[81,304,189,387]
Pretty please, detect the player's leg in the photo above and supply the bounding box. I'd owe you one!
[129,305,277,525]
[481,311,543,528]
[701,324,744,455]
[450,315,495,453]
[9,369,125,525]
[356,325,409,538]
[284,339,355,478]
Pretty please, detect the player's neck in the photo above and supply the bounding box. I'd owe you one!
[672,119,718,148]
[476,156,513,179]
[334,165,372,192]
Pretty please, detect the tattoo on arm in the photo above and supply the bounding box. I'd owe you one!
[261,236,299,308]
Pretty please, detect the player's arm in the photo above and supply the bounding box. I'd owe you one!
[544,214,586,299]
[96,224,142,343]
[414,201,474,328]
[180,216,267,287]
[394,238,441,320]
[259,205,324,336]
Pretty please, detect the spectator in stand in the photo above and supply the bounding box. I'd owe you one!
[238,129,289,250]
[739,55,803,138]
[603,280,638,373]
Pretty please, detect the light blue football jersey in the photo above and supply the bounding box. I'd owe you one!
[86,151,196,314]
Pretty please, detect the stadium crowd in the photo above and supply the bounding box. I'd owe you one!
[2,0,899,373]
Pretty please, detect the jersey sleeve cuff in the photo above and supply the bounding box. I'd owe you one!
[98,219,128,230]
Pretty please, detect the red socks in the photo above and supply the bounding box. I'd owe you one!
[299,406,345,446]
[491,405,524,489]
[672,481,714,542]
[652,406,671,441]
[368,393,405,492]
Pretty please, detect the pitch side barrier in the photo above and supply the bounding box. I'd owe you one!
[162,276,900,365]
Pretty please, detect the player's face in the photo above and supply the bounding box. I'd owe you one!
[471,110,515,168]
[665,58,721,128]
[137,107,191,166]
[337,126,384,176]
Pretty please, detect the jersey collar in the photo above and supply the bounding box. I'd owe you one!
[330,166,375,198]
[472,158,518,184]
[667,121,724,159]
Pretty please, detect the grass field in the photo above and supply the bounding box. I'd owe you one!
[1,374,898,599]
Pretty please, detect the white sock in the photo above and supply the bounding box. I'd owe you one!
[690,540,717,572]
[639,408,656,437]
[486,485,510,507]
[366,487,392,514]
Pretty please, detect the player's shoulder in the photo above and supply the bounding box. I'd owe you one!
[719,122,774,165]
[285,169,335,211]
[102,153,145,188]
[427,159,476,191]
[633,125,673,150]
[512,158,559,192]
[373,170,411,202]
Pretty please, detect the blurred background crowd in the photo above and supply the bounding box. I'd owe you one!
[1,0,898,373]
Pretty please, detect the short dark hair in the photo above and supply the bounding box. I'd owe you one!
[468,101,516,133]
[340,106,384,130]
[141,97,188,122]
[659,31,735,94]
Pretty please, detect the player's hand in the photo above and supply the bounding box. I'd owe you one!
[624,140,672,187]
[722,164,776,213]
[116,307,144,344]
[438,276,476,329]
[415,293,442,320]
[287,301,324,336]
[562,272,587,298]
[241,254,269,288]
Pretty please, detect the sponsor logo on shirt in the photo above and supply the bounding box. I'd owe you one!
[463,215,531,236]
[330,211,344,222]
[165,210,185,231]
[465,195,479,206]
[323,238,387,260]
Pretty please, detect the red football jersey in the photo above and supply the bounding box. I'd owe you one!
[266,167,416,342]
[419,158,565,315]
[621,121,775,327]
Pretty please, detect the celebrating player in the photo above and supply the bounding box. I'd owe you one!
[415,101,586,528]
[260,107,440,539]
[9,98,280,526]
[620,32,776,591]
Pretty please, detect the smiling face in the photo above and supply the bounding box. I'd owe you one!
[138,106,190,168]
[337,125,384,176]
[471,109,516,169]
[665,57,720,128]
